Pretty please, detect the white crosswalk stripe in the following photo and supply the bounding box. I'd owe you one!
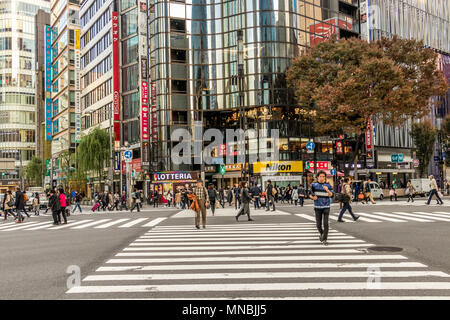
[294,210,450,223]
[0,217,155,231]
[66,222,450,299]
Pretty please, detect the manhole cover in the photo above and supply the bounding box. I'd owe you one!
[368,246,403,252]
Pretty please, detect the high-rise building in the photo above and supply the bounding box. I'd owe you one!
[147,0,360,192]
[0,0,50,192]
[34,9,51,187]
[49,0,80,188]
[361,0,450,185]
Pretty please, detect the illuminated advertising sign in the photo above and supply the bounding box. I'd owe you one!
[112,11,120,142]
[152,171,199,183]
[254,161,303,174]
[44,26,52,92]
[45,98,52,140]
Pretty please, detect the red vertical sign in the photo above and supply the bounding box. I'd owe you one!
[112,12,120,142]
[366,120,373,151]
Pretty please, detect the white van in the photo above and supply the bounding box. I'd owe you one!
[351,181,384,200]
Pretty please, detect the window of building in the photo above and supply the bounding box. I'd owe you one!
[121,9,137,37]
[172,80,187,93]
[122,92,139,120]
[122,64,138,92]
[122,36,138,65]
[170,19,186,33]
[171,49,186,63]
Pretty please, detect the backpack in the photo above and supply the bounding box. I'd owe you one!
[272,188,277,196]
[335,193,350,203]
[23,193,29,202]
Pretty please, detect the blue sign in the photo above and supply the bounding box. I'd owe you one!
[391,153,404,163]
[124,150,132,159]
[306,142,315,151]
[330,169,337,176]
[434,156,440,162]
[114,152,121,170]
[45,98,52,141]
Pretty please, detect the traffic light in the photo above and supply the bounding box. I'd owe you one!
[219,165,226,175]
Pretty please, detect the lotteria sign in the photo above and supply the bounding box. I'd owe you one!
[253,161,303,174]
[152,171,199,183]
[112,11,120,142]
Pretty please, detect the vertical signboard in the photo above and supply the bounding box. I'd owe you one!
[45,98,52,140]
[112,11,120,142]
[44,26,52,92]
[74,29,81,142]
[141,81,149,140]
[150,81,157,142]
[366,118,373,159]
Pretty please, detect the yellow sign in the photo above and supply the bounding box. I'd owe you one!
[75,29,80,49]
[225,163,248,171]
[253,161,303,174]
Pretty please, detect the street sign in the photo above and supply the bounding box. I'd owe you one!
[391,153,404,163]
[434,156,439,162]
[330,169,337,176]
[306,141,315,151]
[124,150,132,159]
[413,159,420,168]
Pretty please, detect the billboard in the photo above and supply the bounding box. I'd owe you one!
[309,18,353,46]
[75,29,81,142]
[45,98,52,140]
[44,26,52,92]
[112,11,120,142]
[141,81,149,141]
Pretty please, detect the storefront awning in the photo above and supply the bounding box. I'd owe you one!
[307,169,344,177]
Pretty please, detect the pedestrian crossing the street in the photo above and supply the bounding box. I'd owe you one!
[295,210,450,223]
[0,217,164,232]
[172,208,290,218]
[66,222,450,299]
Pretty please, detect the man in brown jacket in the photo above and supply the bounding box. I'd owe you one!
[191,180,210,229]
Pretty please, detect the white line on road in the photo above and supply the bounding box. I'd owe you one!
[334,212,382,223]
[83,270,450,282]
[67,281,450,293]
[295,214,316,222]
[98,260,417,270]
[118,218,148,228]
[122,243,372,251]
[94,219,130,229]
[24,221,63,230]
[49,219,94,230]
[70,219,112,229]
[154,223,314,229]
[366,212,409,222]
[134,236,356,242]
[1,221,50,231]
[142,217,167,227]
[392,212,449,222]
[0,221,38,230]
[128,239,367,246]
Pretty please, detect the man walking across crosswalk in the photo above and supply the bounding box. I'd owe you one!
[337,178,360,222]
[309,171,334,245]
[190,180,210,229]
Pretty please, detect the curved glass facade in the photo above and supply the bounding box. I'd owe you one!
[149,0,360,170]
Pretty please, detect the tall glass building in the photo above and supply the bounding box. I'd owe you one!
[148,0,361,188]
[0,0,50,192]
[360,0,450,186]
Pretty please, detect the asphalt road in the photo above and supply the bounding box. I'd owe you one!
[0,200,449,300]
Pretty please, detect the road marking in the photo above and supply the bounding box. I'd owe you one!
[367,212,409,222]
[142,217,167,227]
[0,221,38,230]
[118,218,148,228]
[24,222,62,230]
[129,239,367,246]
[154,223,313,229]
[388,212,434,222]
[49,219,94,230]
[67,282,450,293]
[71,219,112,229]
[94,219,130,229]
[134,236,356,242]
[433,211,450,215]
[1,221,48,231]
[122,243,372,251]
[295,214,316,222]
[392,211,450,222]
[98,260,418,271]
[337,212,382,222]
[83,270,450,282]
[144,229,331,235]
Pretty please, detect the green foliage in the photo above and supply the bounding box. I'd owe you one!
[75,127,111,182]
[25,157,43,186]
[411,121,438,178]
[286,35,449,135]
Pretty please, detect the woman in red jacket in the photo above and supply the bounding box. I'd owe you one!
[58,188,68,224]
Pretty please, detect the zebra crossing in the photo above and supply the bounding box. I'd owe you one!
[0,217,167,232]
[296,210,450,223]
[66,222,450,299]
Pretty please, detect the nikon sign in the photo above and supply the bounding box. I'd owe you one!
[253,161,303,174]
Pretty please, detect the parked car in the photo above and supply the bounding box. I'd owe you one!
[351,181,384,200]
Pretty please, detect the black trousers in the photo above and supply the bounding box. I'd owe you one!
[314,208,330,241]
[58,207,67,223]
[52,210,59,224]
